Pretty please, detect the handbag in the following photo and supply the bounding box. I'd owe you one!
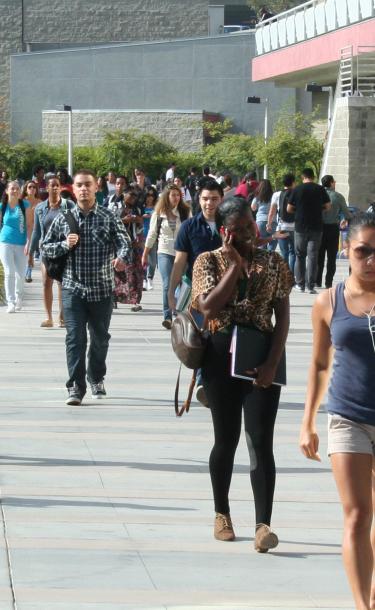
[171,308,208,417]
[43,210,79,282]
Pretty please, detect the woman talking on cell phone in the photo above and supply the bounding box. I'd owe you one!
[191,196,293,551]
[300,213,375,610]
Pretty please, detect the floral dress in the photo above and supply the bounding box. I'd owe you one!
[114,204,144,305]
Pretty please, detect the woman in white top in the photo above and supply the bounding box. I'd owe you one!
[142,185,190,329]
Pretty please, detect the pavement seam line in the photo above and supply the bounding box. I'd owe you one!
[0,496,18,609]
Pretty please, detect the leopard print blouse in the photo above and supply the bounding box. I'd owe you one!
[191,247,294,334]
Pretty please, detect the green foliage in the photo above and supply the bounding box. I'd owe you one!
[202,118,233,143]
[248,0,302,14]
[254,111,324,187]
[203,133,258,177]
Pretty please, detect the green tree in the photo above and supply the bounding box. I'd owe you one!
[254,111,324,187]
[248,0,302,15]
[203,133,258,177]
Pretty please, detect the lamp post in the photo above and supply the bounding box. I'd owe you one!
[305,84,334,129]
[246,96,269,178]
[56,104,73,176]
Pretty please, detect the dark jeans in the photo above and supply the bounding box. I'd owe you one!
[316,224,340,288]
[202,332,281,525]
[294,230,322,290]
[62,289,113,394]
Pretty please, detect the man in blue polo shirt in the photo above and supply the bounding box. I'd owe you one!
[168,179,223,406]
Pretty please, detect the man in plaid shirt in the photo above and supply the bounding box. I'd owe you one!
[42,169,132,405]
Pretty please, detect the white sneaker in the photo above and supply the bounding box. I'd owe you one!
[15,299,22,311]
[143,279,147,291]
[147,279,153,290]
[7,303,15,313]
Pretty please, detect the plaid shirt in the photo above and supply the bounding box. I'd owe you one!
[42,203,132,301]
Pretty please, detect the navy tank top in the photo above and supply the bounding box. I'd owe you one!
[327,282,375,424]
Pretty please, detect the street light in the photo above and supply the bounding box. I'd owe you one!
[246,96,269,178]
[56,104,73,177]
[305,83,334,128]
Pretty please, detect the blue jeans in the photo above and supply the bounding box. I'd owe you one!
[278,232,295,273]
[257,220,277,251]
[62,289,113,393]
[146,242,157,280]
[157,252,175,320]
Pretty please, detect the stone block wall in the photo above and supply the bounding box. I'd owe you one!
[322,96,375,208]
[0,2,23,139]
[42,110,206,152]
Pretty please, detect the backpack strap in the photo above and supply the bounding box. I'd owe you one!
[174,365,197,417]
[63,210,79,281]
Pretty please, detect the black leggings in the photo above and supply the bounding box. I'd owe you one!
[202,331,281,525]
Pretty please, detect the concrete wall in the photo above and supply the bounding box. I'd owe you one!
[0,0,209,138]
[323,97,375,208]
[42,110,206,152]
[11,33,296,146]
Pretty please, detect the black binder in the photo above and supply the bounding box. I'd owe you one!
[230,325,286,386]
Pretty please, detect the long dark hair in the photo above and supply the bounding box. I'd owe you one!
[254,179,273,204]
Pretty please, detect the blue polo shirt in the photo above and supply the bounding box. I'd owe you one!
[174,211,222,278]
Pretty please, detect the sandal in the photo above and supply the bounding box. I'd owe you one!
[40,319,53,328]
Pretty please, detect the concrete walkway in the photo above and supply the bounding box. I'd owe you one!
[0,260,354,610]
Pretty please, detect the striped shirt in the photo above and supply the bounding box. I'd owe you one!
[42,203,132,301]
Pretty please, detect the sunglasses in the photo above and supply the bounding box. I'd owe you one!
[352,245,375,260]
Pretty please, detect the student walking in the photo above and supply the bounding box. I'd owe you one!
[0,181,33,312]
[300,213,375,610]
[192,197,293,550]
[42,170,132,406]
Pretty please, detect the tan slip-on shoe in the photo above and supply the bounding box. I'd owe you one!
[254,523,279,553]
[40,319,54,328]
[214,512,235,541]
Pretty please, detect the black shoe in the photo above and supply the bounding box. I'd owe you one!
[66,384,84,406]
[162,319,172,330]
[91,380,106,399]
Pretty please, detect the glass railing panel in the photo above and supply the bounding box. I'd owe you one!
[278,17,287,47]
[295,11,306,41]
[270,21,279,49]
[336,0,348,26]
[325,0,337,30]
[305,6,316,38]
[348,0,360,23]
[315,3,327,34]
[359,0,373,18]
[286,14,296,44]
[263,26,271,52]
[255,28,264,55]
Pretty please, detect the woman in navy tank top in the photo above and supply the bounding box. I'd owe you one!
[300,213,375,610]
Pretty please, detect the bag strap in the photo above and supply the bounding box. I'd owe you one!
[174,365,197,417]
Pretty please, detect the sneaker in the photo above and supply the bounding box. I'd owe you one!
[214,513,235,541]
[294,285,305,293]
[25,267,32,283]
[91,381,106,399]
[143,279,147,291]
[162,319,172,330]
[7,303,15,314]
[66,384,84,406]
[15,298,22,311]
[254,523,278,553]
[131,305,142,312]
[147,279,153,290]
[308,288,318,295]
[196,385,209,408]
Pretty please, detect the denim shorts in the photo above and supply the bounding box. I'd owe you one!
[328,413,375,457]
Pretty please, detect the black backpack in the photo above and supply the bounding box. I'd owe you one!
[0,199,26,228]
[43,210,79,282]
[278,189,294,223]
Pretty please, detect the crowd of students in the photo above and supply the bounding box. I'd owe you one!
[0,162,374,610]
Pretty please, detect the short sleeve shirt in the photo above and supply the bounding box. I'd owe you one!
[191,247,294,334]
[174,212,222,279]
[288,182,330,232]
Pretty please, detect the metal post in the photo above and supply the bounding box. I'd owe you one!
[264,100,268,179]
[67,109,73,177]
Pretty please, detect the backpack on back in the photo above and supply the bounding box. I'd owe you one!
[278,189,294,223]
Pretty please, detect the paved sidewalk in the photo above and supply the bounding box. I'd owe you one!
[0,261,354,610]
